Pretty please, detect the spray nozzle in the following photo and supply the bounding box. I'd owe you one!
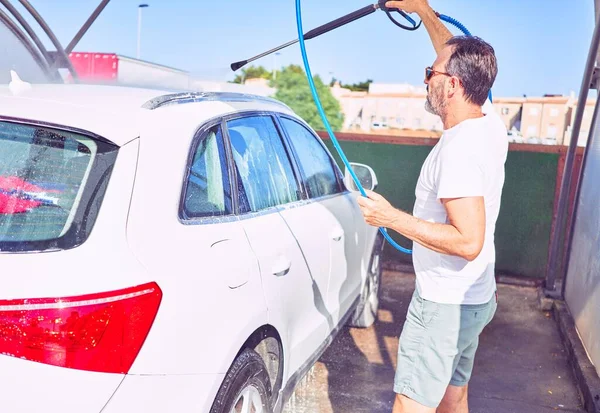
[230,1,422,72]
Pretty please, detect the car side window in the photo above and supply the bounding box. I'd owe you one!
[182,125,232,218]
[280,117,343,199]
[227,116,299,213]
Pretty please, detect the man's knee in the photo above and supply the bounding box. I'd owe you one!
[393,393,436,413]
[438,384,468,413]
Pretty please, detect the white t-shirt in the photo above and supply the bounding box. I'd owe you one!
[412,100,508,305]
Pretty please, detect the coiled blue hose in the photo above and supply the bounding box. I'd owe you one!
[295,2,479,255]
[437,13,471,36]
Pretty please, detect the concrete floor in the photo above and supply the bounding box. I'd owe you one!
[283,270,584,413]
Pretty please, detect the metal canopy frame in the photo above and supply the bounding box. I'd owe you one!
[544,5,600,298]
[0,0,112,82]
[0,6,50,75]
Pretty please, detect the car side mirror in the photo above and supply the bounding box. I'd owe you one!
[344,162,378,192]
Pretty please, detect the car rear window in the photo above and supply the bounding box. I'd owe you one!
[0,121,118,252]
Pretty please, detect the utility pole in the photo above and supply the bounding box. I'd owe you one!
[273,52,281,81]
[137,4,149,59]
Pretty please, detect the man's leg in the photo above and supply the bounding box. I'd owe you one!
[437,291,498,413]
[393,394,436,413]
[393,290,460,412]
[437,385,468,413]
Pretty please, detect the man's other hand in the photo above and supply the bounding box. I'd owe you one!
[357,190,397,228]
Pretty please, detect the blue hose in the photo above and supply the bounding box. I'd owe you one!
[437,14,471,36]
[295,0,412,254]
[295,3,484,255]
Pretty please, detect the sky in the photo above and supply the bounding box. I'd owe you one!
[11,0,598,98]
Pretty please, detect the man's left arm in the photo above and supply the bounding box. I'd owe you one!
[358,139,487,261]
[358,192,485,261]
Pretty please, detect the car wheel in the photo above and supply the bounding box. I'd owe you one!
[348,234,383,328]
[210,348,272,413]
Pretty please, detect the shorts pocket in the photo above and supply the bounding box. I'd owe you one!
[420,297,440,327]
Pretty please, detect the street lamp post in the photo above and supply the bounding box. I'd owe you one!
[137,4,149,60]
[273,52,281,81]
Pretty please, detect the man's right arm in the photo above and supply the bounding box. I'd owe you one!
[385,0,453,55]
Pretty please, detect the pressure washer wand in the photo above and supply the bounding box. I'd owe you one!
[231,4,377,72]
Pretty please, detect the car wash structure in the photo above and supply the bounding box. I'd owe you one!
[1,0,600,411]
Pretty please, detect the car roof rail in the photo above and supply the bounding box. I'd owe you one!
[141,91,293,111]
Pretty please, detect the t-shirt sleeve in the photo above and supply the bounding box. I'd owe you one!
[436,143,485,199]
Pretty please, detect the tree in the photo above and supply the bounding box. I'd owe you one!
[329,78,373,92]
[347,79,373,92]
[232,65,272,84]
[271,65,344,132]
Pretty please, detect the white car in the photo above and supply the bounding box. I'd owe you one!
[0,82,383,413]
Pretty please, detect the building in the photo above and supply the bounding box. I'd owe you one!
[333,83,596,146]
[563,98,597,146]
[68,52,193,90]
[68,53,275,97]
[334,82,443,136]
[193,77,275,97]
[492,97,525,134]
[519,96,574,144]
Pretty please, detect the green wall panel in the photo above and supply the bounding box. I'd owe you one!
[324,140,559,278]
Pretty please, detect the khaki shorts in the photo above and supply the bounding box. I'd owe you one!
[393,288,497,408]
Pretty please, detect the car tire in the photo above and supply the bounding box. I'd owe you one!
[348,233,384,328]
[210,348,273,413]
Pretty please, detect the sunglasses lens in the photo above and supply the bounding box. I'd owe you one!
[425,68,433,80]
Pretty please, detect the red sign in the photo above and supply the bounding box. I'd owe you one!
[68,52,119,81]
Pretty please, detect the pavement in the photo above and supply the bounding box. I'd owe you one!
[283,270,585,413]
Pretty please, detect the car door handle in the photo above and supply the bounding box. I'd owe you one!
[331,227,344,241]
[272,256,291,277]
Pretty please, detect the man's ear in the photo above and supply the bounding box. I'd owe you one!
[447,76,461,99]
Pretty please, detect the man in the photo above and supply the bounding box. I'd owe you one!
[356,0,508,412]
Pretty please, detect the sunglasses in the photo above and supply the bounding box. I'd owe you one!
[425,66,452,82]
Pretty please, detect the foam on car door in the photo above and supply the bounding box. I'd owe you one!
[278,198,359,327]
[277,117,363,327]
[241,212,330,377]
[226,116,330,378]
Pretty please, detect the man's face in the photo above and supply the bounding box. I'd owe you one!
[424,46,453,116]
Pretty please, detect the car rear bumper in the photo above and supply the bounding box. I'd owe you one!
[101,373,225,413]
[0,355,123,412]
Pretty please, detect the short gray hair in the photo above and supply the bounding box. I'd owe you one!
[445,36,497,106]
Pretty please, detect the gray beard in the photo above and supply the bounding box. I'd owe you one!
[425,96,438,115]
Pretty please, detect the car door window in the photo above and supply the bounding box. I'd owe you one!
[280,118,342,199]
[227,116,299,213]
[182,125,232,218]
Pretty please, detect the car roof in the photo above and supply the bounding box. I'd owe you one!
[0,83,164,110]
[0,83,295,146]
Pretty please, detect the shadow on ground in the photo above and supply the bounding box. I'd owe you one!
[284,271,584,413]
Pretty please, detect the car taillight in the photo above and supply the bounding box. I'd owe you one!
[0,282,162,374]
